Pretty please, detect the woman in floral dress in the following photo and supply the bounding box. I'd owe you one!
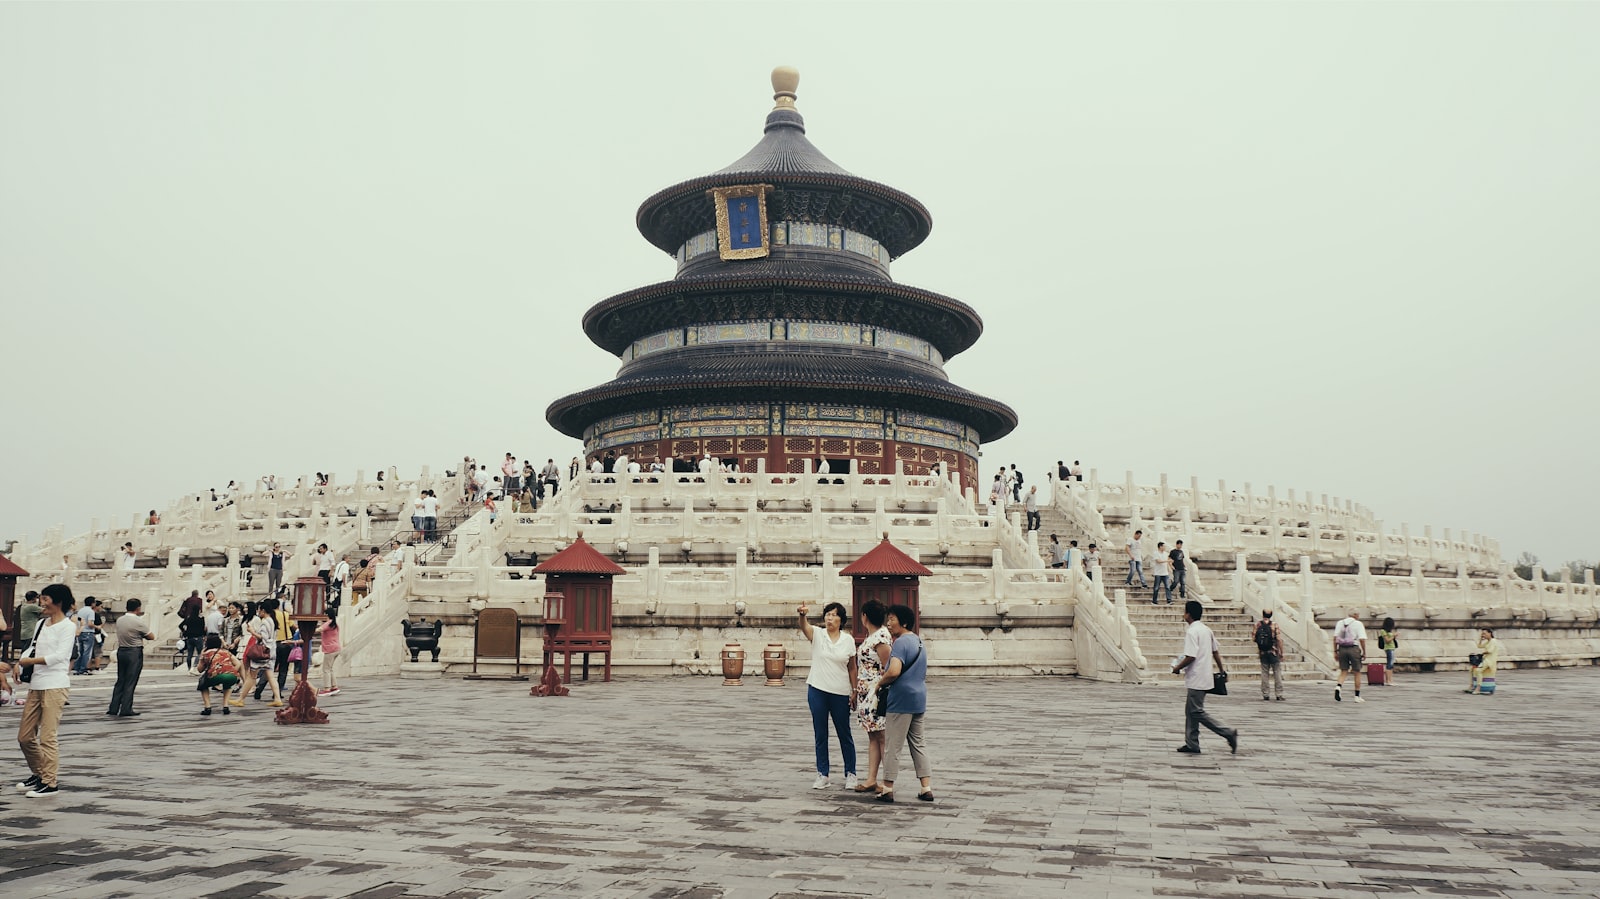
[852,599,894,793]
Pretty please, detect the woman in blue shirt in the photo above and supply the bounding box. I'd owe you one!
[874,604,932,803]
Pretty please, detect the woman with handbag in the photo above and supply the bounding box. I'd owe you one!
[875,604,932,803]
[235,604,282,708]
[797,601,858,791]
[195,635,240,716]
[1466,628,1502,694]
[851,600,893,794]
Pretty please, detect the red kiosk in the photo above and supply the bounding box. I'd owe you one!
[530,536,624,696]
[0,555,29,662]
[840,536,930,642]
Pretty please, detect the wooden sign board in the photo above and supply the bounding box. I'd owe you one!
[464,607,529,680]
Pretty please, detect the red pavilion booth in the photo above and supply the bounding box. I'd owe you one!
[0,555,28,661]
[532,536,625,683]
[840,536,929,642]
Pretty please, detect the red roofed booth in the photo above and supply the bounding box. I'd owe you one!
[0,554,29,661]
[532,536,625,683]
[840,536,929,641]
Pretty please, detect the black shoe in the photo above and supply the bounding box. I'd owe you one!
[1176,745,1201,754]
[1226,731,1239,754]
[15,775,41,793]
[222,707,231,715]
[25,783,59,797]
[118,711,141,717]
[200,708,212,716]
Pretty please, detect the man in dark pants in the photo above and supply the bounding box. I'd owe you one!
[107,599,152,717]
[1172,600,1238,755]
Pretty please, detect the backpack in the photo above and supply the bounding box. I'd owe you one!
[1254,619,1277,659]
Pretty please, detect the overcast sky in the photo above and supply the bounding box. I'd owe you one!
[2,3,1595,567]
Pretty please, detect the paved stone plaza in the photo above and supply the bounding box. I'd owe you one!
[1,663,1597,899]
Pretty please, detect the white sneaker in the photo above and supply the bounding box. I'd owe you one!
[810,775,829,790]
[1353,695,1365,703]
[843,774,859,791]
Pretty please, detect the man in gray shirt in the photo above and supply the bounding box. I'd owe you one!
[107,599,153,717]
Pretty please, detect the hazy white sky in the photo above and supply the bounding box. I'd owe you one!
[2,3,1595,566]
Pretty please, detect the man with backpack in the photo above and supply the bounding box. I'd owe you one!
[1254,610,1285,701]
[1332,609,1367,703]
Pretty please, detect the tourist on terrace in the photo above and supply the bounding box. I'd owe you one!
[1332,609,1367,703]
[1047,534,1067,578]
[989,474,1004,509]
[852,600,893,794]
[120,543,136,572]
[1084,544,1100,580]
[266,543,288,598]
[146,510,160,526]
[876,604,931,803]
[543,459,563,497]
[219,603,244,655]
[318,612,342,696]
[1057,460,1070,483]
[797,601,858,792]
[15,583,76,796]
[1467,628,1501,695]
[1010,464,1024,503]
[1379,617,1400,685]
[237,602,282,708]
[1255,609,1284,702]
[195,635,240,716]
[71,598,99,676]
[1172,600,1238,756]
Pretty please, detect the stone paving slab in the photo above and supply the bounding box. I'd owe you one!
[0,664,1597,898]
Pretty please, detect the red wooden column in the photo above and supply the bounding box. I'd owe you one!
[531,536,626,683]
[839,536,930,643]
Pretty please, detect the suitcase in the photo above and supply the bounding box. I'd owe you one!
[1478,676,1496,694]
[1366,662,1386,686]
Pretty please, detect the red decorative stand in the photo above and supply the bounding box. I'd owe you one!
[531,590,570,697]
[275,678,329,724]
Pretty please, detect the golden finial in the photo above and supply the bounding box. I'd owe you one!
[772,66,799,109]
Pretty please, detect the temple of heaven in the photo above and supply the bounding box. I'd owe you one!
[546,67,1017,490]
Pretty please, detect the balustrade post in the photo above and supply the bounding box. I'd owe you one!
[1159,473,1170,509]
[1358,555,1373,605]
[226,547,240,599]
[647,547,661,602]
[1298,557,1315,646]
[1425,525,1437,563]
[991,548,1006,601]
[822,550,836,604]
[1234,553,1247,608]
[1227,511,1240,551]
[1243,483,1254,518]
[1088,468,1100,504]
[1190,475,1200,513]
[1400,523,1412,562]
[1124,470,1137,520]
[735,546,748,601]
[1412,559,1426,606]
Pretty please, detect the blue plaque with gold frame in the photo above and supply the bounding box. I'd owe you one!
[710,185,772,260]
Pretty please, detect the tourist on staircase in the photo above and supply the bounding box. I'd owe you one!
[1010,464,1023,503]
[1125,530,1148,588]
[1024,486,1040,531]
[1169,540,1189,600]
[1150,542,1173,604]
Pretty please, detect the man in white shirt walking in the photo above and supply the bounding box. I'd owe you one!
[1332,609,1368,703]
[1150,541,1174,604]
[331,554,351,607]
[1125,529,1148,588]
[1171,600,1238,755]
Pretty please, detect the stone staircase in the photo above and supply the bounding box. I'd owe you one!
[1018,501,1328,683]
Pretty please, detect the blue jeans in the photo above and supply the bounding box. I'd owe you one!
[1125,560,1146,587]
[72,631,96,674]
[1152,575,1172,602]
[1172,565,1187,598]
[807,685,856,778]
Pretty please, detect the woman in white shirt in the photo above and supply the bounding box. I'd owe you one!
[797,601,858,791]
[15,583,77,796]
